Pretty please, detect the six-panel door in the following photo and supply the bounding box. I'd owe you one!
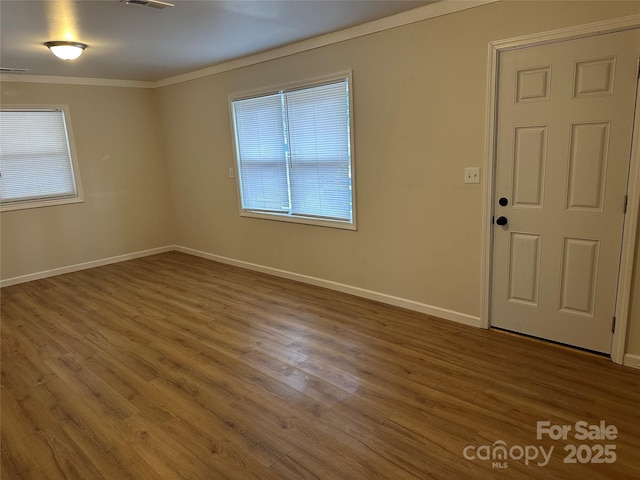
[491,29,640,354]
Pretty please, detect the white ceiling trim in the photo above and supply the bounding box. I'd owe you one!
[0,73,153,89]
[153,0,497,88]
[0,0,497,90]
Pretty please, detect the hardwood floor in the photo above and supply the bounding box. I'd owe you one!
[2,251,639,479]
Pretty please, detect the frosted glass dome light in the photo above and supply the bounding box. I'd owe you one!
[45,41,87,61]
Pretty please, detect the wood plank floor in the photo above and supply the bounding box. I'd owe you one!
[2,251,640,479]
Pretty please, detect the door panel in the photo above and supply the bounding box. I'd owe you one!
[508,232,541,305]
[559,237,599,316]
[491,29,640,354]
[566,122,609,210]
[513,126,547,207]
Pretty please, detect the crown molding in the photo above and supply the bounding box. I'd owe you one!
[0,73,153,89]
[0,0,497,90]
[153,0,498,88]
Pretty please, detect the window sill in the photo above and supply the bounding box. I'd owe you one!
[0,196,84,212]
[240,210,356,230]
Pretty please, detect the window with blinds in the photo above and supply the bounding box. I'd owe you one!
[0,107,82,211]
[230,73,355,229]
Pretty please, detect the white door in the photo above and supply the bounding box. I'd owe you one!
[491,29,640,354]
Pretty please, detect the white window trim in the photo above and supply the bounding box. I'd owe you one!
[228,71,357,231]
[0,104,84,212]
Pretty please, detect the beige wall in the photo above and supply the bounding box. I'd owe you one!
[156,0,640,331]
[0,83,172,280]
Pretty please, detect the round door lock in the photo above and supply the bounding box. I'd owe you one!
[499,197,509,206]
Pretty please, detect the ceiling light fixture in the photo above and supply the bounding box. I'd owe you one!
[45,41,87,61]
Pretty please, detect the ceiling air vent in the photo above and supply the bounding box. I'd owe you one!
[121,0,174,9]
[0,67,29,74]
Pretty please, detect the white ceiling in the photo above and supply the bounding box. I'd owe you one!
[0,0,434,82]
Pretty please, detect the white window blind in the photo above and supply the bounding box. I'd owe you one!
[232,94,289,212]
[287,82,351,221]
[0,109,79,206]
[231,75,354,226]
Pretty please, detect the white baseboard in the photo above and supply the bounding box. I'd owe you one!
[0,246,173,288]
[174,245,482,328]
[1,243,481,328]
[623,353,640,370]
[6,243,638,359]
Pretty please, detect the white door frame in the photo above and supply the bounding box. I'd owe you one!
[481,14,640,364]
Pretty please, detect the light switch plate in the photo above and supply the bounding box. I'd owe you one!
[465,167,480,184]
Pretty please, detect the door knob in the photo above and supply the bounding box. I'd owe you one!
[496,216,508,226]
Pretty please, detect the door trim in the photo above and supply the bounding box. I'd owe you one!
[481,14,640,364]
